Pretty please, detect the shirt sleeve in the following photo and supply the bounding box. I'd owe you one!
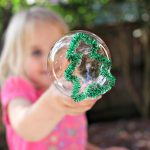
[1,76,35,109]
[0,76,36,125]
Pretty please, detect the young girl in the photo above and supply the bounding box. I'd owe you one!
[0,7,128,150]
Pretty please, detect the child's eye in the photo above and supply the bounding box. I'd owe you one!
[31,49,42,56]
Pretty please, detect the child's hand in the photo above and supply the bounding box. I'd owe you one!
[48,84,101,116]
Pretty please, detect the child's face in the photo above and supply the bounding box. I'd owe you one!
[24,22,63,90]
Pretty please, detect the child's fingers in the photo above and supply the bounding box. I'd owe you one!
[63,98,97,108]
[49,83,100,115]
[63,106,91,115]
[63,99,97,115]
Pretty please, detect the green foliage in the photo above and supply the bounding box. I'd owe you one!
[0,0,149,39]
[11,0,30,12]
[0,0,8,7]
[0,0,149,30]
[41,0,149,29]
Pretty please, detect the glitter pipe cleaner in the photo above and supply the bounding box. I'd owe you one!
[64,32,116,102]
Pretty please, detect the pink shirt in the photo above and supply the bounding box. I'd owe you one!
[1,76,87,150]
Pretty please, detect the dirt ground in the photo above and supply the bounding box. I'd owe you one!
[88,119,150,150]
[0,119,150,150]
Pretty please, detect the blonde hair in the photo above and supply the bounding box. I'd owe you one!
[0,7,69,85]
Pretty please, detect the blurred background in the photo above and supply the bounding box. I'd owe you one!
[0,0,150,149]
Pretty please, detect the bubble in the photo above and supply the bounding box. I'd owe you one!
[47,30,115,101]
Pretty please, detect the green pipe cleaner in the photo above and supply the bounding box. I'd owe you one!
[64,32,116,102]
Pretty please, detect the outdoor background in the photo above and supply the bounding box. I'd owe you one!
[0,0,150,150]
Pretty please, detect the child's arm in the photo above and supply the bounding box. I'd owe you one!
[8,84,98,141]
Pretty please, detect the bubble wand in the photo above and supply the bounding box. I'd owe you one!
[48,30,116,102]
